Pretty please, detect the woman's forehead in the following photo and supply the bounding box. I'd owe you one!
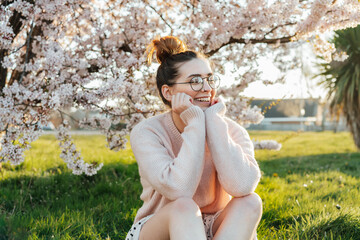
[177,58,212,77]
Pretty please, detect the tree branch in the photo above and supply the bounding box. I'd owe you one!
[19,20,35,84]
[0,50,8,90]
[205,35,295,56]
[58,109,80,124]
[264,22,297,38]
[144,0,174,34]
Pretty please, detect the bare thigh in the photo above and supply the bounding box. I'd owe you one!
[211,193,262,236]
[139,198,203,240]
[138,204,172,240]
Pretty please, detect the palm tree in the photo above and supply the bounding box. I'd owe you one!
[318,25,360,149]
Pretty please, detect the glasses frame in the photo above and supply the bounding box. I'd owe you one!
[171,74,221,92]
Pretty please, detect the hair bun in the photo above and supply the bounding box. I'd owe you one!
[146,36,188,64]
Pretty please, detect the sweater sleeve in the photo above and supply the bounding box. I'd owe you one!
[205,100,261,197]
[130,106,206,201]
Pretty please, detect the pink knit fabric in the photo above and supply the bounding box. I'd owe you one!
[130,100,261,223]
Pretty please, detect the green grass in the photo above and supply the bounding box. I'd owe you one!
[0,131,359,239]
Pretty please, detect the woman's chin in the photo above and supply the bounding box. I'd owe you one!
[194,102,211,110]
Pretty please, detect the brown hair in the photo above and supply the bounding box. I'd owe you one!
[146,36,205,107]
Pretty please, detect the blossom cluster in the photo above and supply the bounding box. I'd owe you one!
[310,35,336,62]
[253,140,282,151]
[1,0,359,174]
[332,51,349,62]
[57,121,103,176]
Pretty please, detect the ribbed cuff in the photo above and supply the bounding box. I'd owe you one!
[166,111,183,143]
[205,97,226,116]
[180,106,205,125]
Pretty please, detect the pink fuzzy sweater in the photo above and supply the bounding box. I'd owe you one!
[130,100,261,223]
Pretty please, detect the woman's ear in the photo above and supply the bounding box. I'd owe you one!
[161,85,173,102]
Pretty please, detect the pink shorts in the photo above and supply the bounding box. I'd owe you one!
[125,210,223,240]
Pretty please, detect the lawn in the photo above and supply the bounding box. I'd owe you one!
[0,131,359,240]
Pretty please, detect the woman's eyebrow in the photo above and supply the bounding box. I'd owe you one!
[186,73,213,78]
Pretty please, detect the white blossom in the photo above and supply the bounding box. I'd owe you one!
[332,51,349,62]
[311,35,336,62]
[253,140,282,151]
[56,122,103,175]
[0,22,14,49]
[240,106,265,125]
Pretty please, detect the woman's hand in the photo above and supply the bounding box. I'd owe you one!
[171,93,194,115]
[210,97,219,106]
[206,96,226,116]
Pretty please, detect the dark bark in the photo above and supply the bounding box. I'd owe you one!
[119,43,132,53]
[345,100,360,149]
[205,35,295,56]
[0,50,7,89]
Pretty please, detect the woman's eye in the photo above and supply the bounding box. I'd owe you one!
[191,77,203,84]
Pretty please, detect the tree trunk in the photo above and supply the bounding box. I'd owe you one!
[345,103,360,150]
[350,114,360,149]
[0,50,7,90]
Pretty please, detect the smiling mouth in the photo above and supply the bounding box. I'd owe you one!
[194,97,210,102]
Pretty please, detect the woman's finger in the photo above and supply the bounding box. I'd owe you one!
[181,93,186,103]
[210,97,219,106]
[189,96,193,104]
[171,94,176,107]
[175,93,181,107]
[184,93,193,106]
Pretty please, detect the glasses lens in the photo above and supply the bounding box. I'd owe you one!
[190,76,203,91]
[208,75,220,89]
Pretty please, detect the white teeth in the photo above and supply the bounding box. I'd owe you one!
[195,97,210,102]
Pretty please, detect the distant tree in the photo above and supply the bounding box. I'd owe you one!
[318,24,360,149]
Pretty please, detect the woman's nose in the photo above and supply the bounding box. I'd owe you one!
[202,80,211,92]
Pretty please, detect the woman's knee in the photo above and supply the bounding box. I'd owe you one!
[168,197,201,216]
[138,198,201,240]
[233,193,262,216]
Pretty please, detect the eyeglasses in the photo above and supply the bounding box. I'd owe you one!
[171,74,221,92]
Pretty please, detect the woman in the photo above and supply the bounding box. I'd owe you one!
[126,36,262,240]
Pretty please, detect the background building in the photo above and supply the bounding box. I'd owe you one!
[247,98,348,131]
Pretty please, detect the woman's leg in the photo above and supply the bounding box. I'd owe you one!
[139,197,207,240]
[212,193,262,240]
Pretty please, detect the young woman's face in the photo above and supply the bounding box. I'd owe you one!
[170,58,217,110]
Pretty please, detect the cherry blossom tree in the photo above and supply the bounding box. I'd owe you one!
[1,0,359,175]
